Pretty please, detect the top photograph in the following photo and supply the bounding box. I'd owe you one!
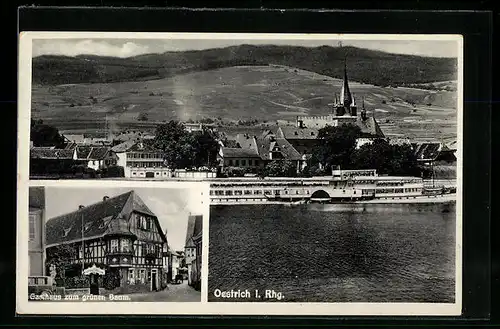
[23,33,460,191]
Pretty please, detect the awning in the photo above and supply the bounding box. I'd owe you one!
[83,264,106,276]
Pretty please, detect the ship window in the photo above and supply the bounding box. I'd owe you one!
[244,190,252,195]
[225,190,233,196]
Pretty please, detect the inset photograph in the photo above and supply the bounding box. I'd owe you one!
[27,185,204,302]
[208,202,456,303]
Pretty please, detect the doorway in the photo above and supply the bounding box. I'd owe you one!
[151,269,158,291]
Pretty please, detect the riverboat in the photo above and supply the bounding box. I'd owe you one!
[209,169,456,205]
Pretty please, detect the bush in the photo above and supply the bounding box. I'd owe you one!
[103,269,121,290]
[224,166,247,177]
[65,276,89,289]
[101,165,125,178]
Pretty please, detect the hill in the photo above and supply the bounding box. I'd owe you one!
[31,65,457,142]
[32,45,457,87]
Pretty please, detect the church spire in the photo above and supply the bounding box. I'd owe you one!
[340,57,353,107]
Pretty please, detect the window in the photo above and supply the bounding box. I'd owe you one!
[253,190,262,195]
[248,159,253,166]
[146,218,151,230]
[225,190,233,196]
[139,269,146,284]
[84,222,92,232]
[111,239,119,253]
[29,213,36,241]
[234,190,243,195]
[121,239,130,252]
[128,268,135,285]
[235,160,240,166]
[241,160,246,166]
[244,190,252,195]
[228,160,233,166]
[136,215,141,229]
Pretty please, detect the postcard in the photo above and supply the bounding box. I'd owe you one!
[17,31,462,315]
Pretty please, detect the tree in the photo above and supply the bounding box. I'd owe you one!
[191,128,219,168]
[30,119,66,148]
[351,139,420,176]
[263,160,297,177]
[153,121,197,170]
[45,244,77,286]
[312,124,362,171]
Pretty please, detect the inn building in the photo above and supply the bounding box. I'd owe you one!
[45,190,168,291]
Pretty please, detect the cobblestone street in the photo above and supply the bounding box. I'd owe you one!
[127,281,201,302]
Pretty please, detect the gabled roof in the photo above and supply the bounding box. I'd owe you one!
[31,147,74,160]
[414,143,442,161]
[75,146,112,160]
[356,116,385,138]
[185,215,203,247]
[222,140,240,148]
[46,190,161,246]
[255,135,303,161]
[277,127,319,140]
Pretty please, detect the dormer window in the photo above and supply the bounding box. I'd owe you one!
[84,222,92,232]
[63,227,72,237]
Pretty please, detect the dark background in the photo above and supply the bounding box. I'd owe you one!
[1,1,495,327]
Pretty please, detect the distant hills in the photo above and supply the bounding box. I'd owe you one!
[32,45,457,87]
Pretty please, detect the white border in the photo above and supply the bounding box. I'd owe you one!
[17,32,463,316]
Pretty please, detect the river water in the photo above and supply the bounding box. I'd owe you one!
[208,203,456,303]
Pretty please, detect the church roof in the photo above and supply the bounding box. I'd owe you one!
[46,190,165,247]
[356,116,385,138]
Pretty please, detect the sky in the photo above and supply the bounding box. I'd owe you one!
[44,186,205,251]
[32,38,459,58]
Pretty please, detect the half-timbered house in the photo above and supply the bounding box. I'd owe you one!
[45,190,168,292]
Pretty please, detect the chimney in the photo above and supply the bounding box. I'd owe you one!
[103,196,109,201]
[79,205,85,209]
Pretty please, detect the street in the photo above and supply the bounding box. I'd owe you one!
[127,281,201,302]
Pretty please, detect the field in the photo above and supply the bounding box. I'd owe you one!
[31,65,458,142]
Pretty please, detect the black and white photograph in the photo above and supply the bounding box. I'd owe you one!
[18,32,462,315]
[24,183,205,305]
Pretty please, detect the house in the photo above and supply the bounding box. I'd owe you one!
[168,250,182,281]
[184,215,203,289]
[414,142,457,164]
[218,131,307,173]
[191,230,202,291]
[75,146,118,171]
[30,147,79,176]
[112,140,169,179]
[29,187,46,277]
[45,190,168,291]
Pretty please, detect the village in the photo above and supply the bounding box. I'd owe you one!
[29,64,457,182]
[28,187,203,301]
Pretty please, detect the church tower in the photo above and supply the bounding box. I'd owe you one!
[334,59,357,117]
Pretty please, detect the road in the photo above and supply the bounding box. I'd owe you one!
[128,281,201,302]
